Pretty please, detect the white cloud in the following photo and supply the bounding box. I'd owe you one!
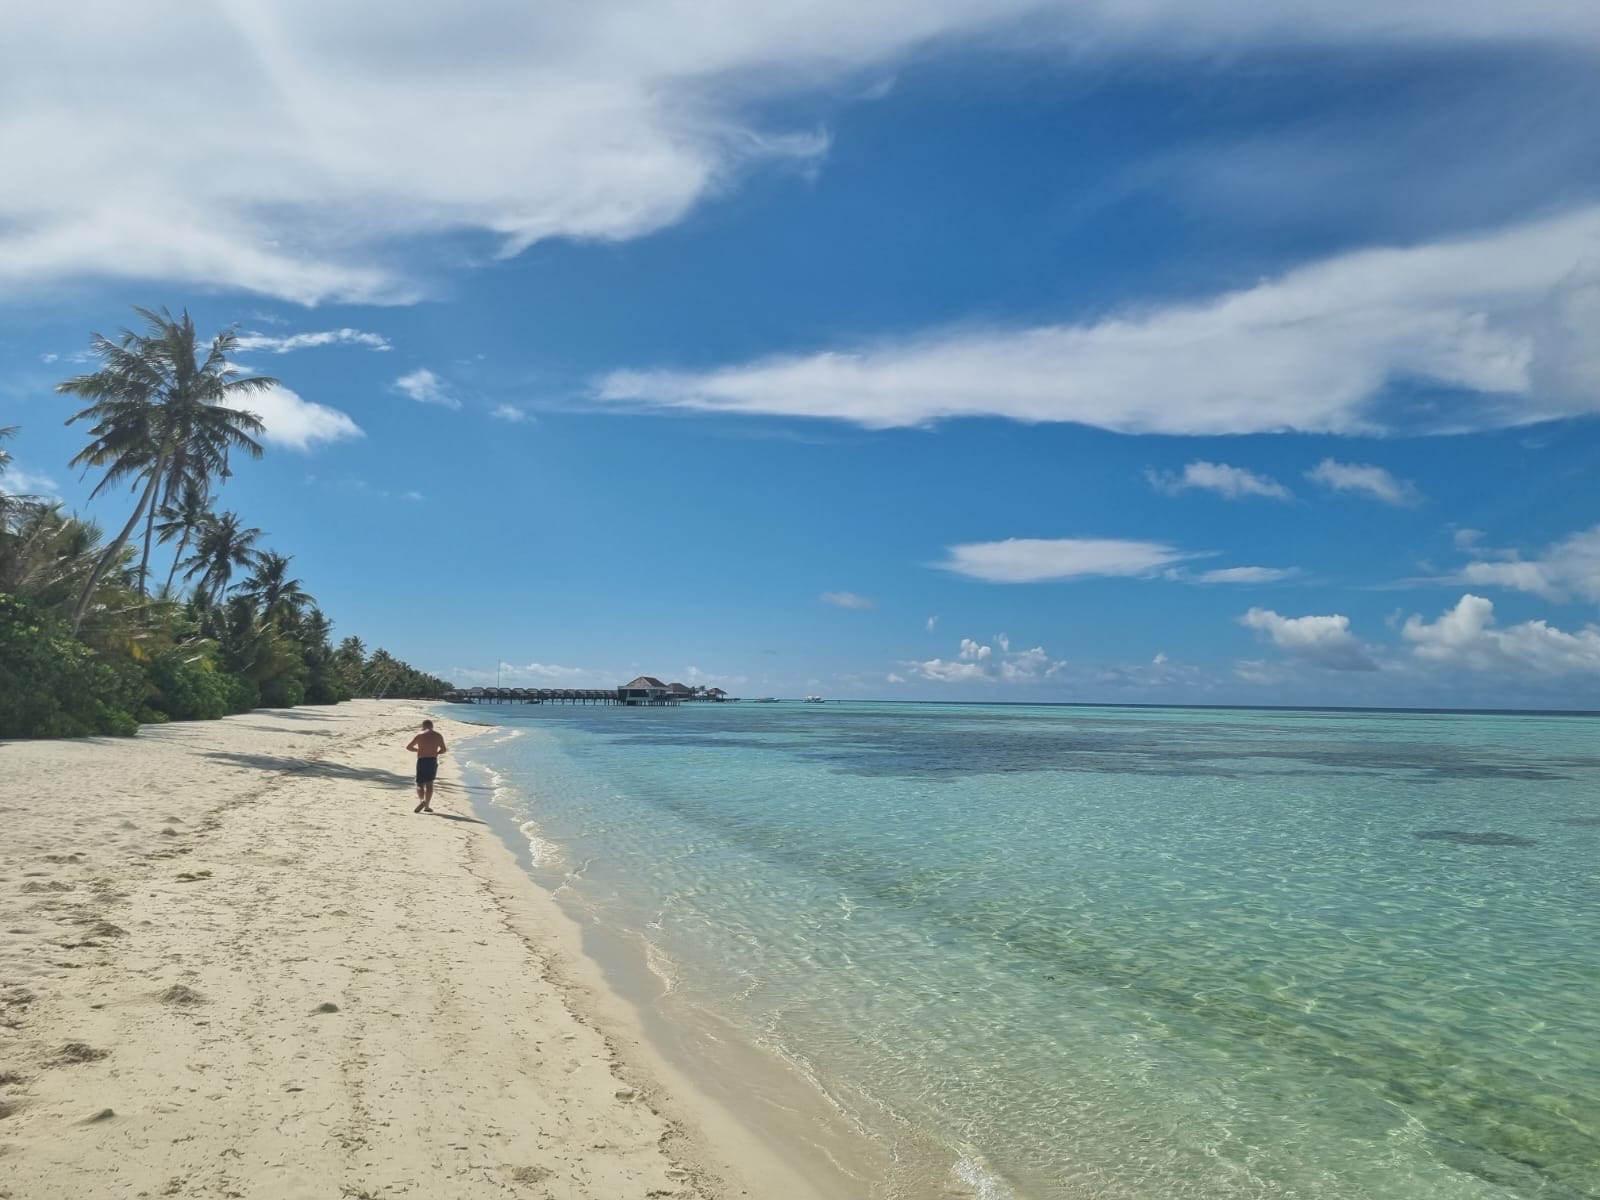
[1306,458,1421,505]
[1402,594,1600,676]
[821,591,874,609]
[1240,607,1378,671]
[907,635,1066,684]
[925,615,938,632]
[490,403,533,423]
[0,464,60,500]
[1147,461,1291,499]
[244,384,363,451]
[39,352,58,364]
[935,537,1198,583]
[1152,651,1168,664]
[234,328,392,354]
[598,207,1600,435]
[1194,566,1299,584]
[1442,525,1600,603]
[394,368,459,409]
[4,3,1597,303]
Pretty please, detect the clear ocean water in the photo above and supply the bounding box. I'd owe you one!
[455,701,1600,1200]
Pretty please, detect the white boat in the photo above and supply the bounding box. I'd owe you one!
[752,696,779,703]
[803,695,824,703]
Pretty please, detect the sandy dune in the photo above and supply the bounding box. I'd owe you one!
[0,701,825,1200]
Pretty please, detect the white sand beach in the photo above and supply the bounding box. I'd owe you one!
[0,701,835,1200]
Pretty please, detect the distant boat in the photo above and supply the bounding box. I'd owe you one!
[752,697,780,703]
[803,695,824,703]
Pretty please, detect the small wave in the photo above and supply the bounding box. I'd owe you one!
[644,939,680,994]
[517,819,564,868]
[952,1151,1022,1200]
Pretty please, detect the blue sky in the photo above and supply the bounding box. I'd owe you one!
[2,2,1598,707]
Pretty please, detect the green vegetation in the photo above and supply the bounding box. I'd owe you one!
[0,309,451,740]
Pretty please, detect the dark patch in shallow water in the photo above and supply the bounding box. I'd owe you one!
[1556,816,1600,827]
[1414,830,1539,847]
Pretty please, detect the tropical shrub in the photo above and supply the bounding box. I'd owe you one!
[0,594,141,737]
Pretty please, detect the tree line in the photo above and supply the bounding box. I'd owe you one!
[0,307,452,738]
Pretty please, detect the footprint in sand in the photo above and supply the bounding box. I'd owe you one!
[52,1043,109,1066]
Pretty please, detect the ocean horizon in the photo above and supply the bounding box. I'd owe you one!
[457,699,1600,1199]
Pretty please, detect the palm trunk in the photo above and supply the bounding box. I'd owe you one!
[161,528,193,597]
[134,450,171,602]
[138,493,159,600]
[70,469,162,635]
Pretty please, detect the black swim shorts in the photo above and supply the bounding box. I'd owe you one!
[415,756,439,784]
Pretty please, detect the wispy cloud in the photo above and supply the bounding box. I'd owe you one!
[1431,524,1600,603]
[4,3,1595,303]
[0,464,60,500]
[599,207,1600,436]
[935,537,1199,584]
[1194,566,1299,584]
[245,384,363,451]
[1240,607,1377,671]
[490,403,534,423]
[1147,461,1290,499]
[821,591,875,609]
[235,329,392,354]
[394,368,459,410]
[925,615,938,632]
[1306,459,1421,505]
[1403,594,1600,676]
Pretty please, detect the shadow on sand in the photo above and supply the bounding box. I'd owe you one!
[203,750,414,789]
[425,811,487,825]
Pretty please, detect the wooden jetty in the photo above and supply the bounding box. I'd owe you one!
[444,677,732,707]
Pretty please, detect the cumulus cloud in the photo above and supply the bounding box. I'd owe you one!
[490,404,533,423]
[1193,566,1299,584]
[1306,458,1421,505]
[906,635,1066,683]
[1240,607,1378,671]
[1435,525,1600,604]
[234,328,391,354]
[243,384,363,451]
[5,3,1598,303]
[598,207,1600,435]
[935,537,1199,583]
[394,368,458,409]
[821,591,874,609]
[1147,461,1291,499]
[1402,594,1600,676]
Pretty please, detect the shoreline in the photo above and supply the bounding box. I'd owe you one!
[453,734,943,1199]
[0,701,836,1199]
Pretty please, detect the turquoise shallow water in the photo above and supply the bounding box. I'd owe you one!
[456,701,1600,1199]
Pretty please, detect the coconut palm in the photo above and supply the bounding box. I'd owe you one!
[154,477,213,597]
[57,306,276,630]
[182,510,263,606]
[239,551,314,625]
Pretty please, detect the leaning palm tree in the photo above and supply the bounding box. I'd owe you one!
[239,551,314,625]
[154,476,213,596]
[57,307,276,631]
[181,510,263,606]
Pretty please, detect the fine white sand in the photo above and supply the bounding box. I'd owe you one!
[0,700,836,1199]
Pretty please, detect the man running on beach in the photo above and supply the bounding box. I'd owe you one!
[406,720,448,813]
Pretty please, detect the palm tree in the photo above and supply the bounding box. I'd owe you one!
[57,307,276,631]
[182,510,263,606]
[154,477,212,597]
[239,551,314,625]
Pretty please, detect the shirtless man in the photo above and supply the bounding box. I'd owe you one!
[406,720,448,813]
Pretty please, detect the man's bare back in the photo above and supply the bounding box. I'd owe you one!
[406,721,447,812]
